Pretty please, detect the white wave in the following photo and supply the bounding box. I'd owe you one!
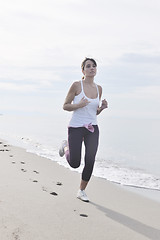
[94,160,160,191]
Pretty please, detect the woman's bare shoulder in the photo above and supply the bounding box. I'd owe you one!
[71,81,81,95]
[72,80,81,87]
[97,84,102,92]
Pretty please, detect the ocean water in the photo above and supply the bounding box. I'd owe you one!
[0,113,160,202]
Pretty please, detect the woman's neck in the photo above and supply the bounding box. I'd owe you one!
[83,76,94,84]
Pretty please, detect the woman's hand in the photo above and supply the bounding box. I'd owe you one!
[78,97,90,108]
[101,99,108,110]
[97,99,108,115]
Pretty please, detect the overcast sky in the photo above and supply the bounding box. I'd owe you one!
[0,0,160,118]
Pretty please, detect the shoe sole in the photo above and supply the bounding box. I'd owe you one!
[59,140,67,157]
[59,149,64,157]
[77,196,89,202]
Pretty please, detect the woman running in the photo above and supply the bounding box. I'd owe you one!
[59,57,108,202]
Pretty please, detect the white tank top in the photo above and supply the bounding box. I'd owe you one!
[69,80,99,127]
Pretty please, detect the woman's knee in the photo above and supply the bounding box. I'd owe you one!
[69,154,81,168]
[69,160,81,168]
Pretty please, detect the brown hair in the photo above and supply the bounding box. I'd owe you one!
[81,57,97,70]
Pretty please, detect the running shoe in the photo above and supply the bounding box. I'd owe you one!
[77,190,89,202]
[59,140,68,157]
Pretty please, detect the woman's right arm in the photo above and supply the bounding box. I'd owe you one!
[63,82,90,112]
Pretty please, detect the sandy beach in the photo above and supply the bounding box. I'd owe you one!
[0,140,160,240]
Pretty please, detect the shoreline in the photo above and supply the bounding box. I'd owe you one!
[0,139,160,239]
[3,134,160,203]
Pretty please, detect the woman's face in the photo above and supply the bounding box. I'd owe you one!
[82,60,97,78]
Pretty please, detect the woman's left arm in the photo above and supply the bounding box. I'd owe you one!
[97,85,108,115]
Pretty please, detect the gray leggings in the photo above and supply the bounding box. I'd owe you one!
[65,125,99,181]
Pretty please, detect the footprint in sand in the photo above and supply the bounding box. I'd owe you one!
[33,180,38,183]
[1,145,10,151]
[12,227,20,240]
[80,214,88,218]
[50,192,58,196]
[21,161,25,164]
[33,170,39,174]
[4,144,9,147]
[56,182,63,186]
[29,178,38,183]
[42,186,47,192]
[42,187,58,196]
